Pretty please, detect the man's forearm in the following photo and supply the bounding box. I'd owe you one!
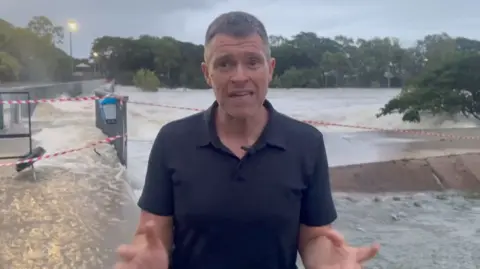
[300,236,335,269]
[132,232,172,254]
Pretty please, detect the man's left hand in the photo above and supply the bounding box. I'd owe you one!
[305,229,380,269]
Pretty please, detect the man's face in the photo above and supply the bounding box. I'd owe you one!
[202,34,275,119]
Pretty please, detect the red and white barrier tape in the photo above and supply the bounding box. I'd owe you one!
[0,95,128,105]
[128,102,480,141]
[0,96,101,105]
[0,135,124,168]
[128,101,204,112]
[302,120,480,140]
[2,95,480,140]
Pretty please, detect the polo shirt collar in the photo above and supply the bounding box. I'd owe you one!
[197,100,287,150]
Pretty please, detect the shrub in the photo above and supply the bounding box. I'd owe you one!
[133,69,161,91]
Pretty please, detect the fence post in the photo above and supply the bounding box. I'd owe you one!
[0,92,5,129]
[0,101,3,130]
[94,90,128,166]
[11,104,20,124]
[121,96,128,167]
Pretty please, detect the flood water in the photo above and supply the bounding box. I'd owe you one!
[25,86,480,268]
[333,191,480,269]
[109,86,480,269]
[120,87,480,188]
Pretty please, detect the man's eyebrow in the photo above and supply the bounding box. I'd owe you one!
[244,51,263,58]
[212,54,232,63]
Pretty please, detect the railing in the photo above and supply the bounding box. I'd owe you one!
[0,91,33,161]
[94,89,128,166]
[0,80,103,118]
[0,80,105,171]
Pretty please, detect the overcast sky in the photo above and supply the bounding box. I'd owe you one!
[2,0,480,58]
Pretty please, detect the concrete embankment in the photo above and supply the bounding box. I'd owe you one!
[330,153,480,192]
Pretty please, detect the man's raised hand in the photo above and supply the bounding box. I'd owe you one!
[114,221,169,269]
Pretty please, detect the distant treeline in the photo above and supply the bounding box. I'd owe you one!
[89,32,480,89]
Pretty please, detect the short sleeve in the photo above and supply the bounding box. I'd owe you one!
[300,133,337,226]
[137,127,173,216]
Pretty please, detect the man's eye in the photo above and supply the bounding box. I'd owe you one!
[247,58,260,67]
[218,61,232,69]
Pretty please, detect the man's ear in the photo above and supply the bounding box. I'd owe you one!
[201,62,212,86]
[268,57,276,83]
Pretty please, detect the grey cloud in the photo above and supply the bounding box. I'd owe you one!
[2,0,480,57]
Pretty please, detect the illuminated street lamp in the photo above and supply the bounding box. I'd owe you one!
[67,20,78,73]
[91,51,99,75]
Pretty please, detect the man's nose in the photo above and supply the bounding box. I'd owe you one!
[230,64,249,82]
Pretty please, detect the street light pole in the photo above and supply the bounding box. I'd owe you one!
[92,52,98,76]
[69,31,73,73]
[67,20,78,75]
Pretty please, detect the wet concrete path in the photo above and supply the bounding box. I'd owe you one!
[0,160,138,268]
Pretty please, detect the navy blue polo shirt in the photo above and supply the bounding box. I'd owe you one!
[138,100,337,269]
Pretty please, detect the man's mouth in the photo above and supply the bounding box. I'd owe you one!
[229,91,253,98]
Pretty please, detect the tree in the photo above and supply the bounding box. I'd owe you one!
[88,30,480,89]
[133,69,161,91]
[27,16,64,44]
[0,16,73,82]
[377,53,480,122]
[0,52,21,81]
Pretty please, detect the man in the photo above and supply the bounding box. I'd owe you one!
[115,11,379,269]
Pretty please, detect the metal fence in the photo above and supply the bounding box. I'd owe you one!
[0,80,128,167]
[0,80,105,160]
[94,90,128,166]
[0,80,103,117]
[0,91,33,160]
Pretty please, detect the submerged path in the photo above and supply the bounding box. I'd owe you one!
[0,162,138,268]
[0,101,139,268]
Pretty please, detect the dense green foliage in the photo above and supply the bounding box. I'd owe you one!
[91,31,480,122]
[377,53,480,122]
[4,15,480,122]
[0,16,73,82]
[90,32,480,89]
[133,68,161,91]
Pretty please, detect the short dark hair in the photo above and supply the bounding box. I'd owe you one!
[204,11,270,56]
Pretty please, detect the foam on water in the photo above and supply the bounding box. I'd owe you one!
[33,126,106,171]
[119,87,479,134]
[112,86,480,198]
[22,86,479,268]
[27,86,480,198]
[31,96,118,175]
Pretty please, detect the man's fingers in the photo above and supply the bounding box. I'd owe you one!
[114,261,138,269]
[321,228,346,247]
[117,244,139,261]
[355,243,380,263]
[145,221,162,248]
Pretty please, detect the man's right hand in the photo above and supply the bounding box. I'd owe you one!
[114,221,169,269]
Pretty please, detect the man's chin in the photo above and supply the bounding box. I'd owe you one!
[226,109,256,120]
